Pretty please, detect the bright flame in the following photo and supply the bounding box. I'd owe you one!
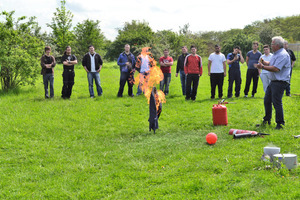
[135,47,166,108]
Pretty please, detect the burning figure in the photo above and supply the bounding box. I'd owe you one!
[135,47,166,133]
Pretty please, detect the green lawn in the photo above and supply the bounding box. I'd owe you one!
[0,60,299,199]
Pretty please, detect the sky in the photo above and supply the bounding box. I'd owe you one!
[0,0,299,41]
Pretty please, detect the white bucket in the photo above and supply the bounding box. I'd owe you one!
[264,147,280,161]
[273,154,298,169]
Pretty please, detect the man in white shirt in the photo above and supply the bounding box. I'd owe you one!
[208,45,227,99]
[259,45,273,92]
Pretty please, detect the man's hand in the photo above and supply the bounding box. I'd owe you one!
[45,64,52,68]
[224,72,226,77]
[175,73,178,77]
[208,72,210,76]
[255,63,263,69]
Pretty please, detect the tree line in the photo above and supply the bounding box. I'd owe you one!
[0,0,299,90]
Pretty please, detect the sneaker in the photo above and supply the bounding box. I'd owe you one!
[244,95,248,98]
[251,94,255,98]
[275,124,284,130]
[227,95,232,98]
[129,94,134,97]
[286,94,291,97]
[90,96,95,98]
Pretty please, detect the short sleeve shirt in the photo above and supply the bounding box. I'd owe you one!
[208,53,226,73]
[159,56,173,73]
[268,48,291,82]
[247,50,262,69]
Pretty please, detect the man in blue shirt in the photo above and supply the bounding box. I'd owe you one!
[256,36,291,129]
[227,46,245,98]
[117,44,136,97]
[244,41,262,97]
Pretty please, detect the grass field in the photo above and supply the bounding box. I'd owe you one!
[0,59,299,199]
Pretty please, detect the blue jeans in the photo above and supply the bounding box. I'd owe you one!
[87,72,102,97]
[264,81,289,125]
[43,73,54,98]
[180,70,186,95]
[160,73,171,95]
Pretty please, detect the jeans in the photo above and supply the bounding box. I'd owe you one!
[210,73,224,99]
[285,67,293,95]
[62,70,75,98]
[43,73,54,98]
[264,81,289,125]
[160,73,171,95]
[260,73,270,93]
[180,70,186,95]
[244,69,259,96]
[87,72,102,97]
[186,74,200,100]
[118,71,134,96]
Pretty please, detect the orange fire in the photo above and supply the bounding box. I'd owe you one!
[135,47,166,109]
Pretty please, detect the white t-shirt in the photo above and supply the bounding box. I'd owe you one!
[208,53,226,73]
[259,53,273,74]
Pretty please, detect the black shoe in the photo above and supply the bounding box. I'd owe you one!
[117,95,123,97]
[251,94,255,98]
[256,120,271,127]
[275,124,284,130]
[129,94,134,97]
[227,95,232,98]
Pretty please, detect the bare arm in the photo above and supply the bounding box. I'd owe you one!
[207,60,212,76]
[256,63,280,72]
[239,52,245,63]
[246,56,249,66]
[223,61,226,77]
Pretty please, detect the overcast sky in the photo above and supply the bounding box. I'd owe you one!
[0,0,299,41]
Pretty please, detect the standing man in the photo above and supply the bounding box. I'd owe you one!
[40,46,56,99]
[227,46,244,98]
[259,45,273,92]
[244,41,262,97]
[176,46,189,95]
[283,40,296,96]
[256,36,291,129]
[61,46,77,99]
[184,45,203,101]
[159,49,173,95]
[82,45,103,98]
[117,44,136,97]
[208,45,226,99]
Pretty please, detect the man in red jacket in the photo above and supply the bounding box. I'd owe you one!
[184,45,203,101]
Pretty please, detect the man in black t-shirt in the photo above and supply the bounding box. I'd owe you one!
[40,46,56,98]
[61,46,78,99]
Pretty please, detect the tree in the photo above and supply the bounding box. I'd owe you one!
[0,11,44,90]
[47,0,74,55]
[105,20,154,60]
[222,33,255,58]
[73,19,106,62]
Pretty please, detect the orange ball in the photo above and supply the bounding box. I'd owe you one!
[206,133,218,144]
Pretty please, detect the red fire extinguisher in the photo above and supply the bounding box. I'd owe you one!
[229,129,270,138]
[212,100,228,126]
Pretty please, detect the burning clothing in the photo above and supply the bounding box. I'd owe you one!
[149,87,162,133]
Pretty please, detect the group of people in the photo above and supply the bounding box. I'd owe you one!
[40,36,296,129]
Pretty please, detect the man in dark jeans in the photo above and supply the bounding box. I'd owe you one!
[82,45,103,98]
[227,46,245,98]
[61,46,77,99]
[40,46,56,99]
[256,36,291,129]
[176,46,189,95]
[244,41,262,97]
[117,44,136,97]
[283,40,296,96]
[184,45,203,101]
